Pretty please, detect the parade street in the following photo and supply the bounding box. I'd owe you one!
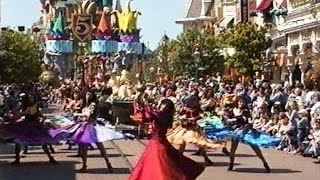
[0,105,319,180]
[1,139,320,180]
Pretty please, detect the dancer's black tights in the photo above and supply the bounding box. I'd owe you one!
[78,143,113,173]
[228,138,269,171]
[13,144,55,164]
[178,143,213,165]
[24,145,55,154]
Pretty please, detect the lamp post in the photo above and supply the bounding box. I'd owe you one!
[194,48,201,81]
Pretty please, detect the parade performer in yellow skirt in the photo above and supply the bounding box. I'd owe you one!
[166,95,226,165]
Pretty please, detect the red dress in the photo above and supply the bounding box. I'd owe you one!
[129,112,205,180]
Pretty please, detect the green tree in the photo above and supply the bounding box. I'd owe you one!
[0,30,41,83]
[153,29,224,77]
[221,23,272,76]
[150,37,178,75]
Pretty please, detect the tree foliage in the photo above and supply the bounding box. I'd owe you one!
[153,29,224,77]
[0,31,41,83]
[221,23,272,76]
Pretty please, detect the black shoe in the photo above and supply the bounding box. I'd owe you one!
[49,157,58,164]
[11,159,20,165]
[50,147,56,154]
[78,165,87,173]
[204,157,214,166]
[264,163,271,173]
[313,157,320,164]
[222,147,230,156]
[107,162,114,173]
[23,148,28,154]
[75,153,82,157]
[227,164,234,171]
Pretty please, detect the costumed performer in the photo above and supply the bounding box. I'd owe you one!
[0,94,58,165]
[166,93,226,165]
[49,90,132,173]
[17,91,56,155]
[204,97,281,172]
[129,99,205,180]
[130,85,153,137]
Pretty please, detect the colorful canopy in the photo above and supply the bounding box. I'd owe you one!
[256,0,273,12]
[280,0,287,8]
[249,0,257,13]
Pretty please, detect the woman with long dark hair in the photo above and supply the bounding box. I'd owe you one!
[204,98,281,173]
[0,94,58,165]
[49,90,130,173]
[166,91,225,165]
[130,99,205,180]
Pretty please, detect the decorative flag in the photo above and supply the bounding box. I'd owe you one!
[52,12,65,34]
[97,12,111,33]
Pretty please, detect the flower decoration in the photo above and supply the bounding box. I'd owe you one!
[119,29,140,43]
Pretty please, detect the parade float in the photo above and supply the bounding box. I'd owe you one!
[39,0,152,124]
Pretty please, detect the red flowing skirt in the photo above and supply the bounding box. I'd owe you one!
[129,138,205,180]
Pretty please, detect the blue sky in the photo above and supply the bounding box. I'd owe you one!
[1,0,185,49]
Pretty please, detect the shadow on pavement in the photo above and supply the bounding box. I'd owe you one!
[0,155,26,159]
[234,168,302,174]
[80,167,130,174]
[183,149,199,153]
[85,153,134,158]
[207,153,256,157]
[199,161,241,167]
[59,147,114,151]
[0,161,78,180]
[67,153,133,158]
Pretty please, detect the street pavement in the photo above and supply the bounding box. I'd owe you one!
[0,105,320,180]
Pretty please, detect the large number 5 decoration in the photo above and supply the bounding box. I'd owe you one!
[72,14,93,42]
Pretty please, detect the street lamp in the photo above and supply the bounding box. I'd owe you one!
[194,48,201,81]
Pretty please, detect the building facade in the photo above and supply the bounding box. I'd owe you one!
[176,0,320,84]
[176,0,217,31]
[279,0,320,85]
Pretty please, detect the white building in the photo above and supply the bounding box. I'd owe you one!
[176,0,320,84]
[176,0,216,31]
[276,0,320,84]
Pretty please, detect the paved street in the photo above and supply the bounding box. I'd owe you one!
[0,105,320,180]
[1,138,320,180]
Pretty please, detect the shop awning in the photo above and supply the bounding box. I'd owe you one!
[219,16,234,28]
[280,0,287,8]
[249,0,257,13]
[256,0,273,12]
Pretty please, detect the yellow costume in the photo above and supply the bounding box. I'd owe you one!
[167,124,226,149]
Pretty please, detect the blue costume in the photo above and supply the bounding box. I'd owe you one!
[200,115,281,148]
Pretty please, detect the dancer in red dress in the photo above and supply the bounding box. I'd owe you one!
[129,99,205,180]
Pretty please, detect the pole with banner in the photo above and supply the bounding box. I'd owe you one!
[240,0,249,23]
